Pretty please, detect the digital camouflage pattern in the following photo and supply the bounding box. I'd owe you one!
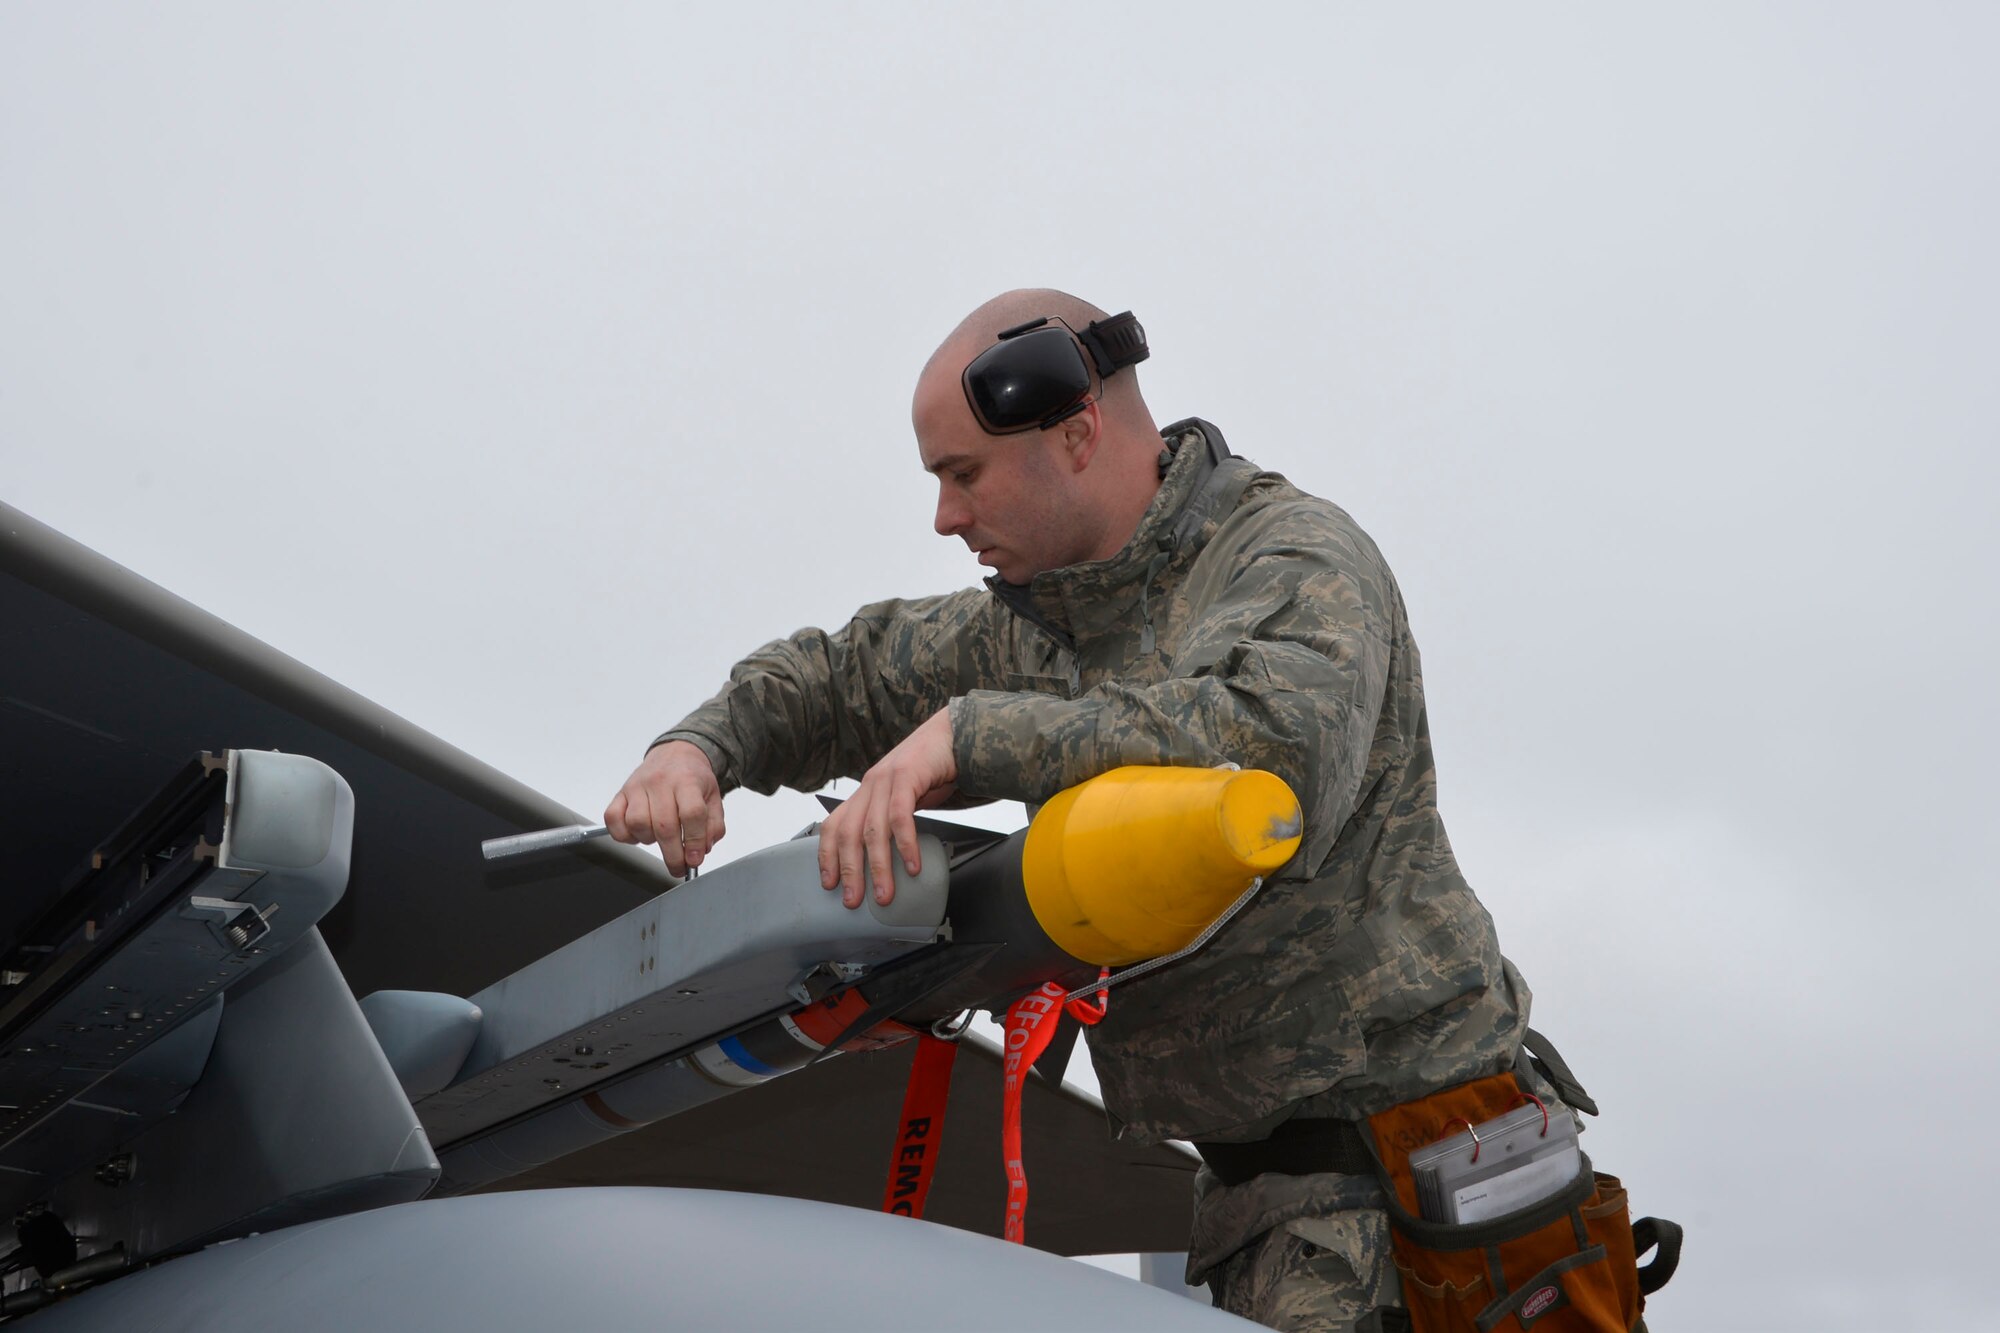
[658,421,1535,1313]
[1205,1184,1401,1333]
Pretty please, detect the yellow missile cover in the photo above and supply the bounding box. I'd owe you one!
[1020,766,1303,967]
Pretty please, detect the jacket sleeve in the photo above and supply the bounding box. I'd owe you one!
[655,588,1012,796]
[949,502,1396,873]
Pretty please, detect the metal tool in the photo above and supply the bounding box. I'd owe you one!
[480,823,610,861]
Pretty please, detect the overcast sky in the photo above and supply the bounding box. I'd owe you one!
[6,5,1997,1328]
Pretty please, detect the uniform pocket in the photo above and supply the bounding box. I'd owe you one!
[1284,1208,1400,1312]
[1003,670,1074,698]
[1218,1220,1403,1333]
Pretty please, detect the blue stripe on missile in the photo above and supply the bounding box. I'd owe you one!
[717,1034,780,1077]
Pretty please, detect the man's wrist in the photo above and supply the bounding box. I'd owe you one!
[648,730,735,789]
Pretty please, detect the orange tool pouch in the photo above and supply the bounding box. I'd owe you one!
[1366,1072,1679,1332]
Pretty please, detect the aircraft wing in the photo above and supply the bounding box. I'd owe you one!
[0,500,1198,1257]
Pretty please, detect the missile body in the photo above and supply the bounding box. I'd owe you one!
[910,765,1303,1019]
[435,990,899,1193]
[429,766,1302,1193]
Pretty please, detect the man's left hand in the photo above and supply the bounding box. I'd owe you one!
[819,707,958,909]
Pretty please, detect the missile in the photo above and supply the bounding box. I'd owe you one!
[432,989,914,1192]
[896,765,1304,1022]
[1026,765,1305,962]
[421,765,1302,1193]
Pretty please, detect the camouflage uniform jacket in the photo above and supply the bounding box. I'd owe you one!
[659,419,1530,1156]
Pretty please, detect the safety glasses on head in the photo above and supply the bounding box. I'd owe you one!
[960,311,1150,436]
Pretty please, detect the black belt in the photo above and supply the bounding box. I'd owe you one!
[1193,1116,1376,1186]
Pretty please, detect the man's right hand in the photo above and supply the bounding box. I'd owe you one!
[604,740,727,877]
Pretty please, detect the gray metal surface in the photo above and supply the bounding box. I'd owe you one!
[63,994,224,1122]
[0,751,355,1215]
[216,748,352,874]
[421,834,948,1148]
[435,1082,679,1193]
[20,1188,1255,1332]
[1143,1252,1218,1304]
[0,996,223,1232]
[357,990,483,1099]
[44,929,438,1264]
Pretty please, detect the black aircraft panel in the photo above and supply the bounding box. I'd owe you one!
[1,513,665,999]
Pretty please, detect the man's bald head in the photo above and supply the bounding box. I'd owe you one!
[912,289,1165,584]
[921,288,1150,425]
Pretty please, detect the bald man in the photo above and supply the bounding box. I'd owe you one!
[606,291,1547,1332]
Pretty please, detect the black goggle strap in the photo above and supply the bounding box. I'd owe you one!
[1076,311,1149,378]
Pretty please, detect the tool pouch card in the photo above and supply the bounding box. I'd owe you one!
[1365,1072,1654,1332]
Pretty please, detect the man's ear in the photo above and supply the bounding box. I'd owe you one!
[1056,402,1102,472]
